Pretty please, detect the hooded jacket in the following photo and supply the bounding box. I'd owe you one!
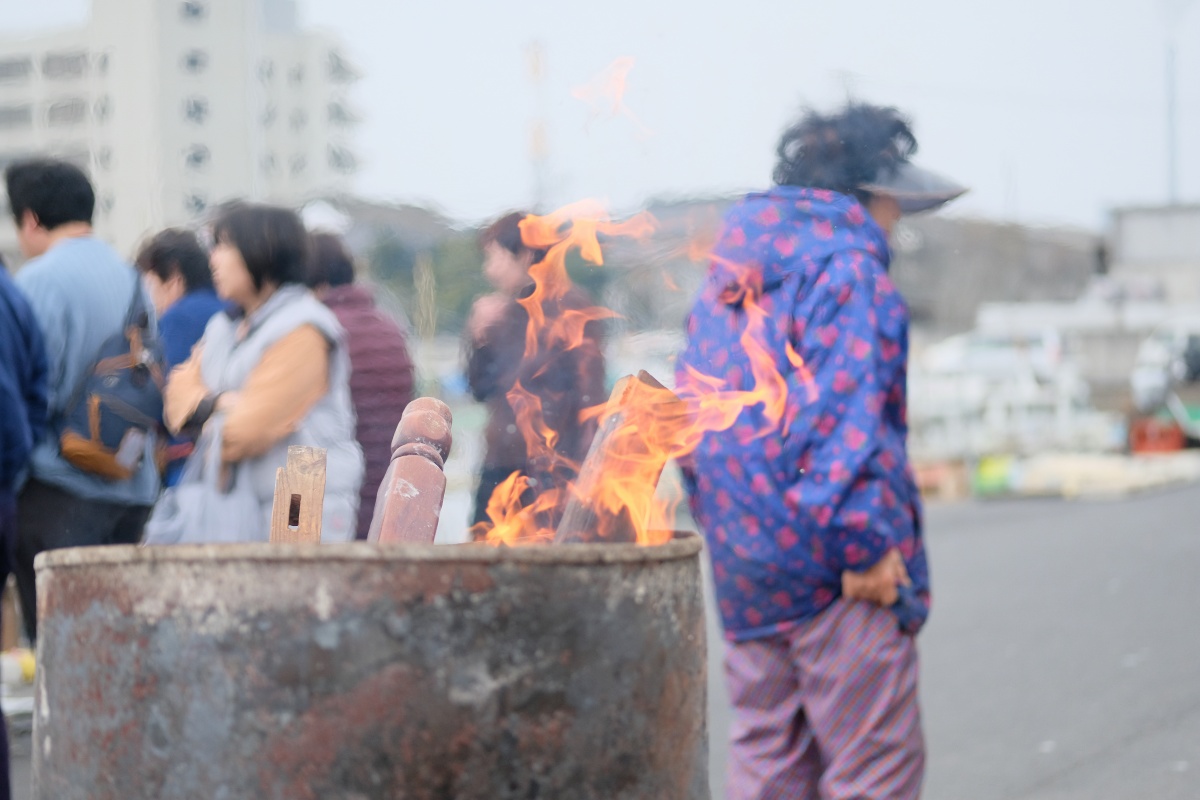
[677,187,929,641]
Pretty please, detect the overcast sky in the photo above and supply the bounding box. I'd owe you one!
[5,0,1199,229]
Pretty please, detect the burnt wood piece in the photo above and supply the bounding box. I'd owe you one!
[367,397,454,544]
[554,371,687,544]
[270,446,327,544]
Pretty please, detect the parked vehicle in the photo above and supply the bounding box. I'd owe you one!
[1130,315,1200,414]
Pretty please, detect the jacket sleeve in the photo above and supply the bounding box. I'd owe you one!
[16,289,49,447]
[220,325,330,463]
[465,302,525,402]
[14,269,70,414]
[785,251,905,573]
[158,312,193,372]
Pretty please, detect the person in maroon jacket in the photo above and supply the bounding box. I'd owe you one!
[307,232,415,538]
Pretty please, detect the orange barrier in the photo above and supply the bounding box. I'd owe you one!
[1129,418,1185,453]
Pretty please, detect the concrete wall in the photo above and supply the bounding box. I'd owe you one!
[889,216,1101,336]
[596,199,1103,337]
[1109,205,1200,302]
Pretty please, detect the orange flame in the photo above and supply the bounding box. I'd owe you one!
[471,471,561,545]
[475,203,819,547]
[508,380,559,461]
[571,56,653,137]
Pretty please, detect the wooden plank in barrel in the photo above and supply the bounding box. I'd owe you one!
[554,370,686,544]
[270,446,327,544]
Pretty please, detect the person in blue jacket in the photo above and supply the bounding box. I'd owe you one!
[0,254,48,800]
[7,159,161,643]
[134,229,226,486]
[677,102,965,800]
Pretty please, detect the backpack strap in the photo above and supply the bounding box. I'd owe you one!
[60,273,145,421]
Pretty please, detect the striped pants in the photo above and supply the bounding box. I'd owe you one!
[724,599,925,800]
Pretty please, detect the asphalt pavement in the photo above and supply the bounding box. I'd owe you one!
[9,482,1200,798]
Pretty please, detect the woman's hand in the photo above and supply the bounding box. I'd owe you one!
[842,548,910,607]
[468,294,510,342]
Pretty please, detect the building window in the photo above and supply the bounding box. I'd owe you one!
[184,96,209,124]
[184,144,210,170]
[261,105,277,128]
[289,154,306,176]
[287,65,304,86]
[184,193,207,215]
[180,1,208,21]
[181,50,209,75]
[42,52,89,80]
[289,109,308,132]
[261,153,276,175]
[327,51,359,83]
[47,99,88,127]
[258,60,274,84]
[328,145,357,174]
[0,57,33,83]
[0,105,34,130]
[328,101,358,126]
[93,96,111,123]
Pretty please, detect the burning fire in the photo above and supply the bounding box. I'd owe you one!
[571,57,652,137]
[472,203,819,548]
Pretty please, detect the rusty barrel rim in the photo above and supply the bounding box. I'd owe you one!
[35,530,703,572]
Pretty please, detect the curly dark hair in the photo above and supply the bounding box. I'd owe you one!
[772,102,917,203]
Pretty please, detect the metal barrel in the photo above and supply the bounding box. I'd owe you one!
[33,533,708,799]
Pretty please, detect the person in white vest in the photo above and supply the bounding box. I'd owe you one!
[158,203,363,542]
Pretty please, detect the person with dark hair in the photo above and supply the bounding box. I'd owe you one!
[464,211,606,533]
[157,204,363,542]
[5,158,161,642]
[677,102,965,799]
[306,231,415,539]
[135,228,224,369]
[136,229,227,488]
[0,253,47,800]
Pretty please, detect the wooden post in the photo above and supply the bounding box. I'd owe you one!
[269,446,327,544]
[554,371,686,544]
[367,398,454,545]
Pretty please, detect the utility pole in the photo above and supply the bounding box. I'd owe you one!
[527,41,550,212]
[1162,0,1195,205]
[1167,40,1178,205]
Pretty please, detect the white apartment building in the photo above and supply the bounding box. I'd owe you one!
[0,0,360,265]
